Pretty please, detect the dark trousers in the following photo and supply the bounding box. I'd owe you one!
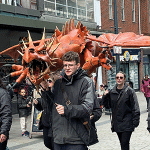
[117,131,132,150]
[54,143,88,150]
[43,126,54,150]
[0,139,8,150]
[146,97,150,110]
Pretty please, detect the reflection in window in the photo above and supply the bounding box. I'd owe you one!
[44,0,94,22]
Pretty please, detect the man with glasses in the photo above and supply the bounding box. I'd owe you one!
[102,71,140,150]
[41,51,95,150]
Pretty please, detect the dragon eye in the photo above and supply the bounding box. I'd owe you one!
[43,50,46,54]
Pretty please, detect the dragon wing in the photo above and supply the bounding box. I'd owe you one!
[87,32,150,48]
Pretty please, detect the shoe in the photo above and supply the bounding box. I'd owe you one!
[22,131,29,137]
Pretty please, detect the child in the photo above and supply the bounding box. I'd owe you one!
[17,87,32,137]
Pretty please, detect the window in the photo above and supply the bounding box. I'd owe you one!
[132,0,135,22]
[109,0,113,19]
[121,0,125,21]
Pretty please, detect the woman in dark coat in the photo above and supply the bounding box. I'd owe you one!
[0,79,12,150]
[102,71,140,150]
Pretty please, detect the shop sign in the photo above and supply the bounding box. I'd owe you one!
[113,46,122,54]
[124,51,130,61]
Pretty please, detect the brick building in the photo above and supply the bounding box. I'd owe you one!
[97,0,150,91]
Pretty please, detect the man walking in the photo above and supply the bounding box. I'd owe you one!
[41,51,95,150]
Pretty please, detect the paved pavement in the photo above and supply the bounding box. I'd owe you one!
[7,92,150,150]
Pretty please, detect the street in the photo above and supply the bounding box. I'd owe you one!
[7,92,150,150]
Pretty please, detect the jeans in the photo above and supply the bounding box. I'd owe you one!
[117,131,132,150]
[0,139,8,150]
[54,143,88,150]
[146,97,150,110]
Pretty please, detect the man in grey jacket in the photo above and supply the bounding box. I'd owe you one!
[41,51,95,150]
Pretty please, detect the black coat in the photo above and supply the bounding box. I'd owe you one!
[102,83,140,132]
[17,95,31,117]
[34,89,53,136]
[48,68,95,145]
[0,88,12,137]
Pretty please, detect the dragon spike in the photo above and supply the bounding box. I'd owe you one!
[65,21,68,35]
[76,21,81,29]
[22,40,27,49]
[46,38,55,51]
[72,18,75,29]
[62,25,65,36]
[51,42,61,53]
[39,27,45,47]
[28,30,34,47]
[55,26,62,36]
[17,50,24,56]
[69,19,72,32]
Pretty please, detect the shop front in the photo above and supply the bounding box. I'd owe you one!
[107,48,141,90]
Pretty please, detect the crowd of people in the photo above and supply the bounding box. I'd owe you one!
[0,51,150,150]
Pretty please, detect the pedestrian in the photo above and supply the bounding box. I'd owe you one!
[141,75,150,111]
[102,71,140,150]
[17,87,32,137]
[0,79,12,150]
[40,51,95,150]
[33,73,60,150]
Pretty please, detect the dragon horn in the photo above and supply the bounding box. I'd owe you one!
[22,40,27,49]
[28,30,34,47]
[76,21,81,29]
[65,21,68,35]
[51,43,61,53]
[51,58,59,60]
[39,27,45,47]
[72,18,75,29]
[69,19,72,32]
[46,38,55,51]
[62,25,65,36]
[55,26,62,36]
[17,50,24,56]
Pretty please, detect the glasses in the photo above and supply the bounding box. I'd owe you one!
[116,76,124,80]
[63,64,76,68]
[48,80,52,83]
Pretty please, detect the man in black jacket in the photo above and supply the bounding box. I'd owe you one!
[102,71,140,150]
[0,79,12,150]
[41,51,95,150]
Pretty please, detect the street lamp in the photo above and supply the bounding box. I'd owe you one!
[114,0,120,73]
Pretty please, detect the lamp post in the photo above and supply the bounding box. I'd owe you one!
[114,0,120,73]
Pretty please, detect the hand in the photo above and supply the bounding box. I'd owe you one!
[90,115,94,120]
[27,104,30,107]
[28,101,32,105]
[104,90,109,95]
[56,103,64,115]
[33,99,38,105]
[0,134,7,143]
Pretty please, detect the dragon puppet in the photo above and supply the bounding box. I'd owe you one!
[1,19,150,90]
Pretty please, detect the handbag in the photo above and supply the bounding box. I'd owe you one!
[89,122,98,145]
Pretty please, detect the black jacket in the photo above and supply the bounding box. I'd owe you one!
[34,89,53,136]
[17,95,31,117]
[48,68,95,145]
[102,83,140,132]
[0,88,12,137]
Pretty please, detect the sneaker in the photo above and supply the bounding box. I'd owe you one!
[22,131,29,137]
[24,131,29,136]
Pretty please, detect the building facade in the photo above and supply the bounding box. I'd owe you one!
[99,0,150,91]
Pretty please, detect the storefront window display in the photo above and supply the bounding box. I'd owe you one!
[107,48,141,90]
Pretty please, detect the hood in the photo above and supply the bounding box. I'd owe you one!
[111,83,129,93]
[61,67,88,85]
